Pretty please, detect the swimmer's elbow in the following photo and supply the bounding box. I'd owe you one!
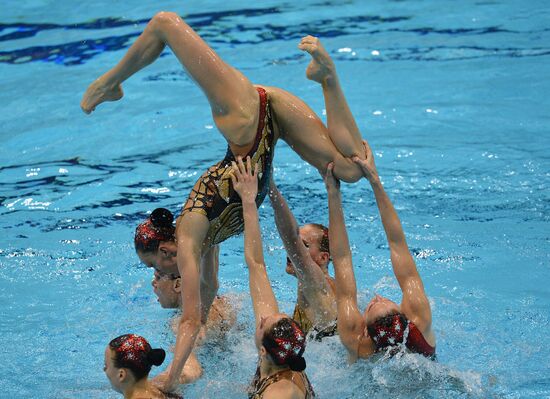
[180,359,203,384]
[185,366,203,384]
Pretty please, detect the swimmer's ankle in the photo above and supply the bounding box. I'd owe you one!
[98,72,122,90]
[321,73,338,88]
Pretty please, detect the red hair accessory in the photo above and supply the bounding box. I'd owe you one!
[367,313,408,348]
[134,208,175,252]
[111,334,151,370]
[266,319,306,365]
[135,219,161,247]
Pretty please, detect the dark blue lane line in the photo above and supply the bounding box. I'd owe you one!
[0,142,205,173]
[0,32,140,65]
[0,7,283,41]
[4,2,545,67]
[1,21,541,66]
[0,143,213,208]
[270,44,550,66]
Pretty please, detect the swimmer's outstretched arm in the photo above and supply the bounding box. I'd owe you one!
[232,157,279,323]
[153,212,210,392]
[199,245,220,324]
[352,141,433,339]
[162,351,203,385]
[324,164,374,359]
[299,36,365,159]
[268,178,336,327]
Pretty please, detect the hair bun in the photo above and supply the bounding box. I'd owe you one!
[287,355,306,372]
[150,208,174,228]
[147,348,166,367]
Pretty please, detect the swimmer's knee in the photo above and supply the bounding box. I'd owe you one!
[151,11,182,30]
[344,171,362,183]
[336,164,362,183]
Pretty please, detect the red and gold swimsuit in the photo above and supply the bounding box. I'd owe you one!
[181,87,275,245]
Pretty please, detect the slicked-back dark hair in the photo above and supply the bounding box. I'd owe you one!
[134,208,175,253]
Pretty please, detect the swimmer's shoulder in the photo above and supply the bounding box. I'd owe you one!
[262,376,304,399]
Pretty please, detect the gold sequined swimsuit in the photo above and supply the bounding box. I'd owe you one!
[248,365,316,399]
[181,87,275,245]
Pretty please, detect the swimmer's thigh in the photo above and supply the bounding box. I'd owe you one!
[269,87,361,182]
[152,12,259,143]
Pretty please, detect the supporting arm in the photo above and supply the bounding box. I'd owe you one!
[232,157,279,324]
[324,164,366,356]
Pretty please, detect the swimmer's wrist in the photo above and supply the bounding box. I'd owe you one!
[165,371,178,391]
[241,198,256,207]
[369,176,382,187]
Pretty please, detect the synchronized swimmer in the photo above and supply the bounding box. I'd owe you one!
[82,9,436,398]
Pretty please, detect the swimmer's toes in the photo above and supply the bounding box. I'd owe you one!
[80,97,96,114]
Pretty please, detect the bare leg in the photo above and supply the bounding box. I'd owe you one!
[81,12,363,181]
[298,36,365,160]
[268,86,364,182]
[81,12,259,146]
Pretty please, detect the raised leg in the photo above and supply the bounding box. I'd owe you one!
[299,36,365,160]
[269,86,364,183]
[81,11,259,146]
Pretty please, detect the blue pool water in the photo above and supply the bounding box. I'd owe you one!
[1,0,549,398]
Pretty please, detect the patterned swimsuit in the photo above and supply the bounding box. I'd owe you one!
[292,303,337,341]
[292,277,338,340]
[249,365,316,399]
[180,87,275,245]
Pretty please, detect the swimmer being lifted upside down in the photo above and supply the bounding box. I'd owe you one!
[324,142,436,361]
[82,10,365,391]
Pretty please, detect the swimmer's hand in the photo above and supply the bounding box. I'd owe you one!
[231,156,259,204]
[152,361,201,391]
[352,140,380,184]
[323,162,340,193]
[151,371,179,393]
[298,35,336,85]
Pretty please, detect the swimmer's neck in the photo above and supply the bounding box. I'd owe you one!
[259,356,291,379]
[123,378,161,399]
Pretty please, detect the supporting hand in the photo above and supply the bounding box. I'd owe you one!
[352,140,380,184]
[231,156,259,203]
[323,162,340,194]
[151,371,178,393]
